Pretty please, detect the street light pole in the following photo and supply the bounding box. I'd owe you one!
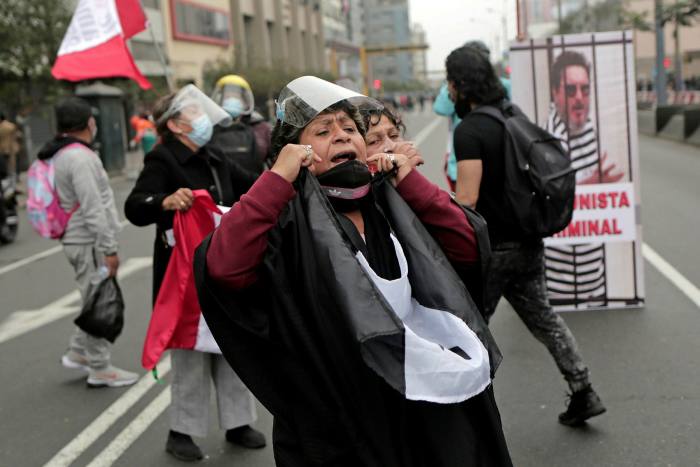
[557,0,563,32]
[655,0,667,105]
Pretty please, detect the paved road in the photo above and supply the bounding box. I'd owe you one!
[0,110,698,466]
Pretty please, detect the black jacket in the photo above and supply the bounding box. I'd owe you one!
[194,173,510,467]
[124,135,255,303]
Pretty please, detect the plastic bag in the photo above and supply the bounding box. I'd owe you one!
[74,276,125,343]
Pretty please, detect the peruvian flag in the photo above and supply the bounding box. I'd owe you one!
[142,191,225,370]
[52,0,152,89]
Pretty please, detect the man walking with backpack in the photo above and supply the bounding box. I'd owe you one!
[36,97,138,387]
[445,45,606,426]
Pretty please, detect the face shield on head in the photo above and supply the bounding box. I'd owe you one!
[275,76,383,128]
[157,84,232,129]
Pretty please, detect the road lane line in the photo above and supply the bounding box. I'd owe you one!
[0,245,63,276]
[0,256,152,344]
[85,387,171,467]
[643,243,700,309]
[0,220,130,277]
[412,117,443,146]
[43,356,171,467]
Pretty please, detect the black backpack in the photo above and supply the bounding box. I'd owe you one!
[209,123,261,176]
[472,102,575,238]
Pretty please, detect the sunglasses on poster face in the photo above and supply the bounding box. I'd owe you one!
[564,83,590,98]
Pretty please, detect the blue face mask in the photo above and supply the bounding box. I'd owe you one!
[186,114,213,147]
[222,98,245,118]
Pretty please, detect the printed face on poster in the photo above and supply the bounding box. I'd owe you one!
[510,31,645,311]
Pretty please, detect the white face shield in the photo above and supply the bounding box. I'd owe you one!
[157,84,232,128]
[275,76,383,128]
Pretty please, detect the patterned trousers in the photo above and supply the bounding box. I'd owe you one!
[483,241,590,392]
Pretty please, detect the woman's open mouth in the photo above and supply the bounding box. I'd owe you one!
[331,151,357,163]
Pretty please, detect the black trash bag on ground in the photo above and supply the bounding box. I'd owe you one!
[74,277,125,343]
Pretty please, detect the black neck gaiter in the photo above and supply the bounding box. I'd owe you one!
[316,160,372,213]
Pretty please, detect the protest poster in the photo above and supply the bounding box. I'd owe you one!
[510,30,645,311]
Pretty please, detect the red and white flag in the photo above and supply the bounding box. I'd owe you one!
[52,0,152,89]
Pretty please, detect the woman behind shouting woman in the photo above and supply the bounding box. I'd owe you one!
[195,76,512,466]
[124,85,265,462]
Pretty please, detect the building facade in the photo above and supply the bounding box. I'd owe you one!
[229,0,326,72]
[362,0,414,85]
[129,0,171,83]
[127,0,326,89]
[162,0,235,87]
[323,0,364,90]
[411,23,427,83]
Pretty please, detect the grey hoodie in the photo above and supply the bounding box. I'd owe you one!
[52,143,121,253]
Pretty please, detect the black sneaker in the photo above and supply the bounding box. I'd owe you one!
[166,430,204,462]
[558,386,607,426]
[226,425,267,449]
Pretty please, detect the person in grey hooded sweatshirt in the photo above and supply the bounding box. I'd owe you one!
[37,97,138,388]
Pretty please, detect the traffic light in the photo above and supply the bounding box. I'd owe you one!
[663,57,671,69]
[373,79,382,90]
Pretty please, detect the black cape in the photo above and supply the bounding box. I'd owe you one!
[194,171,511,467]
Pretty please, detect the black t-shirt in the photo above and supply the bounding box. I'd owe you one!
[453,111,524,244]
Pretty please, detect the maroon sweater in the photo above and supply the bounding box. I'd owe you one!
[207,169,478,289]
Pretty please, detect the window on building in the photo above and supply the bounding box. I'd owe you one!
[142,0,159,9]
[171,0,231,45]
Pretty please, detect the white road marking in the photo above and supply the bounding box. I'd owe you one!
[412,117,444,146]
[0,219,130,277]
[643,243,700,309]
[43,356,171,467]
[0,245,63,276]
[0,256,152,344]
[85,387,172,467]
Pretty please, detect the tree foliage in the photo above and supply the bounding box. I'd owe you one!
[0,0,72,114]
[0,0,71,79]
[621,0,700,31]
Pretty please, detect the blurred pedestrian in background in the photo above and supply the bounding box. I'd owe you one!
[124,85,264,462]
[209,74,273,176]
[0,112,21,181]
[38,97,138,388]
[129,111,157,156]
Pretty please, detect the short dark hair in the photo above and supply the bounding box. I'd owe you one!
[152,92,178,138]
[550,51,590,90]
[365,105,406,136]
[270,101,367,160]
[56,97,93,133]
[445,45,505,106]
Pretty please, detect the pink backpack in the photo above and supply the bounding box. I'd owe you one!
[27,144,79,239]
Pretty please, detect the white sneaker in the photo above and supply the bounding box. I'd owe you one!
[61,350,90,373]
[87,365,139,388]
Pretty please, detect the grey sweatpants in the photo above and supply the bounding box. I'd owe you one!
[63,243,111,369]
[170,349,257,438]
[483,241,591,392]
